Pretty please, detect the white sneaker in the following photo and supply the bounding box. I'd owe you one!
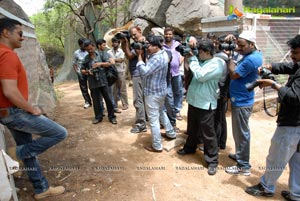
[225,165,251,176]
[83,102,91,109]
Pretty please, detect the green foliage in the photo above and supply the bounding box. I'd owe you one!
[30,6,69,51]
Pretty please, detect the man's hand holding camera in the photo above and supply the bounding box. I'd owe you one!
[135,47,144,62]
[256,65,280,90]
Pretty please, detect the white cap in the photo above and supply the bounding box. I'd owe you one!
[239,30,257,49]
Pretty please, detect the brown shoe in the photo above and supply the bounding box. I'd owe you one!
[144,145,162,153]
[34,186,65,200]
[122,105,128,110]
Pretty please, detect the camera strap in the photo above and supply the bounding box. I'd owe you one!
[263,87,279,117]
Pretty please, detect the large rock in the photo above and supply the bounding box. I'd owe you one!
[130,0,224,35]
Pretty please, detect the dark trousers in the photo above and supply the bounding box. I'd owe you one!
[78,73,92,104]
[90,86,115,121]
[214,97,228,149]
[184,104,218,166]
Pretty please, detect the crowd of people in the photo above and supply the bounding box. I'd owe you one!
[1,16,300,200]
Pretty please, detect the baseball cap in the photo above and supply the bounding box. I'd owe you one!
[239,30,258,49]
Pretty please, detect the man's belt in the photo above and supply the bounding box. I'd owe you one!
[0,108,9,118]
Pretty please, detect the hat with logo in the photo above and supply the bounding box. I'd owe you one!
[239,30,258,49]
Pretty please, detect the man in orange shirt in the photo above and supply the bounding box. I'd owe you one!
[0,17,67,200]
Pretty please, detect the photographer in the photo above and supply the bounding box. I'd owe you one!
[136,36,176,152]
[246,35,300,201]
[225,31,263,176]
[81,40,117,125]
[176,39,223,175]
[213,35,230,150]
[120,26,147,133]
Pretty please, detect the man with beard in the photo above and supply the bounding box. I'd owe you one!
[245,34,300,201]
[163,27,184,122]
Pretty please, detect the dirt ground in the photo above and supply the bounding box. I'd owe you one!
[15,81,289,201]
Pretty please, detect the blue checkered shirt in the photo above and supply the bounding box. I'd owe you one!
[137,50,169,96]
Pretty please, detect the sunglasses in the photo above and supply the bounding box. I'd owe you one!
[18,31,23,37]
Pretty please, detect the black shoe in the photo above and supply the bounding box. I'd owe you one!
[281,190,297,201]
[130,126,147,133]
[144,145,163,153]
[219,145,226,150]
[177,148,195,155]
[207,165,217,175]
[92,119,102,124]
[245,183,274,197]
[110,118,117,124]
[228,153,237,161]
[161,133,176,140]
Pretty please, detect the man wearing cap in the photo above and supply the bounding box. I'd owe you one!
[136,36,176,152]
[225,30,263,176]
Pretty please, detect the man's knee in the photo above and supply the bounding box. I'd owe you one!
[57,127,68,140]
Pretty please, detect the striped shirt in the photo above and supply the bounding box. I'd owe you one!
[137,50,169,96]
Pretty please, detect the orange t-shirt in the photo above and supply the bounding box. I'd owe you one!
[0,43,28,108]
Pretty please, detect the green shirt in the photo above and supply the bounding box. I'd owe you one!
[186,55,224,110]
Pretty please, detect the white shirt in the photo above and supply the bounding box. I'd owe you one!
[107,48,126,73]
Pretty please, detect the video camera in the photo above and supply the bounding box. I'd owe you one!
[131,41,149,49]
[114,30,131,41]
[175,42,198,56]
[219,40,236,51]
[245,67,276,91]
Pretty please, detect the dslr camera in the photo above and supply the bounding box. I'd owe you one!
[219,40,236,51]
[175,42,198,56]
[89,60,101,81]
[245,67,276,91]
[90,68,100,81]
[114,30,131,41]
[131,41,149,49]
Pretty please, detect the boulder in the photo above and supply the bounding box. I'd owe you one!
[129,0,224,36]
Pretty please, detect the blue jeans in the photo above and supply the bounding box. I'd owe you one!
[108,85,117,109]
[0,107,68,194]
[164,85,176,126]
[171,75,183,114]
[145,95,176,150]
[260,126,300,200]
[231,105,253,169]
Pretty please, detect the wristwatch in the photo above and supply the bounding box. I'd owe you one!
[271,81,277,89]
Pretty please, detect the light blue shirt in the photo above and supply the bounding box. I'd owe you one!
[186,55,223,110]
[73,49,88,73]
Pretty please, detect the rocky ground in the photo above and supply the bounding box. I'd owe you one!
[14,81,288,201]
